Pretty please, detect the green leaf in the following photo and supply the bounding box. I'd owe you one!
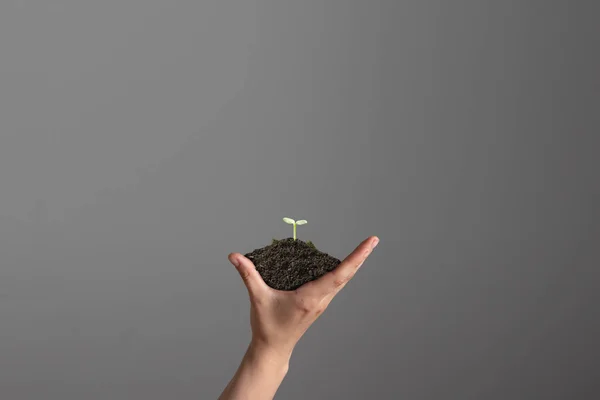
[295,220,307,225]
[283,217,295,224]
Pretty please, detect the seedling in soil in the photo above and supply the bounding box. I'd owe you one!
[283,217,307,240]
[245,218,340,290]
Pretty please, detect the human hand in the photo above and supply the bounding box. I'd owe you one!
[228,236,379,360]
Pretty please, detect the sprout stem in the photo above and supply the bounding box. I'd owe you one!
[293,223,297,240]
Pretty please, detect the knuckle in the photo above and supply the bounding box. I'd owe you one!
[333,277,347,288]
[315,306,326,316]
[333,273,351,288]
[295,296,319,313]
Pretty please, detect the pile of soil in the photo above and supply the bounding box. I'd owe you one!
[244,238,341,291]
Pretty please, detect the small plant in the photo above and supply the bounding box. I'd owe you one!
[283,217,307,240]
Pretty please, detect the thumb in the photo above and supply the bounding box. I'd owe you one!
[228,253,269,299]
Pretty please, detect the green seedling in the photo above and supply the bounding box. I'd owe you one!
[283,217,307,240]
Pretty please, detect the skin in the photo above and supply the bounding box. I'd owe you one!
[218,235,379,400]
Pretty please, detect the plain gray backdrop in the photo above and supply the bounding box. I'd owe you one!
[1,1,599,399]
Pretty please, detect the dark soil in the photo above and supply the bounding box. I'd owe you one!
[244,238,341,291]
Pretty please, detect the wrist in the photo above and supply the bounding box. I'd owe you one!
[247,340,292,374]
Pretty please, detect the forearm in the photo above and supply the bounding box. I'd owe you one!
[219,341,291,400]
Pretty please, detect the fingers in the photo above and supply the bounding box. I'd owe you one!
[300,236,379,297]
[228,253,270,299]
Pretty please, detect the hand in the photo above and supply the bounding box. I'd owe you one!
[219,236,379,399]
[228,236,379,359]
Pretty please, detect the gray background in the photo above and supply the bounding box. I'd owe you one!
[0,1,598,399]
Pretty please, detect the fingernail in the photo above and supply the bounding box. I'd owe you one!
[230,255,240,267]
[371,237,379,249]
